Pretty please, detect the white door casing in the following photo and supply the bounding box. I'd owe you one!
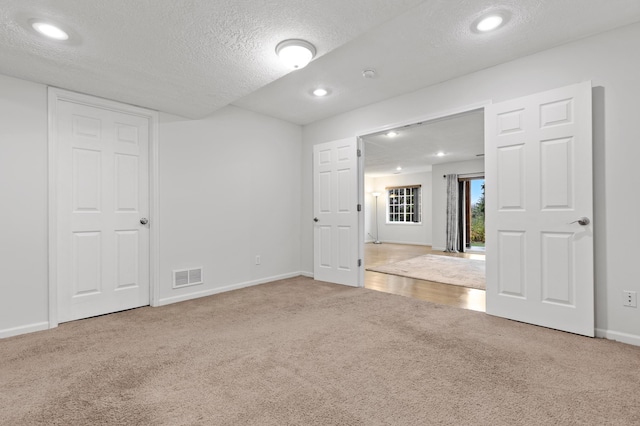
[313,137,360,287]
[485,81,594,336]
[49,89,158,324]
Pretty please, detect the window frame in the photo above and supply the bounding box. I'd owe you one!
[386,185,422,224]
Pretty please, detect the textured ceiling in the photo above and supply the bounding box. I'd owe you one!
[363,110,484,177]
[236,0,640,124]
[0,0,422,119]
[1,1,640,123]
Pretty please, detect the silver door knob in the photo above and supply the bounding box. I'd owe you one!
[140,218,149,225]
[313,217,319,222]
[569,217,590,226]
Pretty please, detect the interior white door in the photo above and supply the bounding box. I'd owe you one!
[56,99,150,323]
[313,137,360,286]
[485,81,594,336]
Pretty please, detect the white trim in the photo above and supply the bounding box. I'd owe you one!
[595,328,640,347]
[149,110,161,307]
[157,272,305,306]
[47,87,160,326]
[300,271,314,278]
[47,88,59,329]
[431,246,446,251]
[357,100,492,138]
[370,240,433,246]
[0,322,50,339]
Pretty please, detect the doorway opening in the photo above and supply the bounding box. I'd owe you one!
[359,107,486,311]
[462,177,485,252]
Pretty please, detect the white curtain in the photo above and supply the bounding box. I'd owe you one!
[445,174,460,252]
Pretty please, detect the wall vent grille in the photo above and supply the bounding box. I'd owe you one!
[173,267,204,289]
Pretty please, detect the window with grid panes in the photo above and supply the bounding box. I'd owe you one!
[387,186,421,223]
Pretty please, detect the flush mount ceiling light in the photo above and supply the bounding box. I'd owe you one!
[386,131,399,138]
[31,21,69,40]
[475,14,504,32]
[396,166,402,171]
[436,152,445,157]
[312,88,328,97]
[276,39,316,70]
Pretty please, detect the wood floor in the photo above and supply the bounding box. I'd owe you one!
[364,243,486,312]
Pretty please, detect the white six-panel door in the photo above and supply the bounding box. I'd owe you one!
[313,138,359,287]
[485,82,594,336]
[55,96,150,323]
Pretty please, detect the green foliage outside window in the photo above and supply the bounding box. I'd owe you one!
[471,183,485,243]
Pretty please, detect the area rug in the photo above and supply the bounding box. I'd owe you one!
[368,254,486,289]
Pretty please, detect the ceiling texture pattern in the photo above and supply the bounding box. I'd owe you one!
[1,0,640,123]
[363,110,484,177]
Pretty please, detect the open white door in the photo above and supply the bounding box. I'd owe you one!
[485,81,594,337]
[313,137,360,287]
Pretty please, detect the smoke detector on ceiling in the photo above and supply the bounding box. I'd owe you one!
[362,69,377,79]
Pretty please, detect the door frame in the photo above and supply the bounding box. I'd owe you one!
[47,87,160,329]
[356,100,491,287]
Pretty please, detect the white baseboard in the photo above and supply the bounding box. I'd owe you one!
[595,328,640,347]
[157,271,305,306]
[300,271,314,278]
[376,240,432,247]
[431,246,446,251]
[0,321,50,339]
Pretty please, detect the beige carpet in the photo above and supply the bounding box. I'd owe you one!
[368,253,486,290]
[2,276,639,425]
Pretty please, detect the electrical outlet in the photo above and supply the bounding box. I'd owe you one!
[623,291,637,307]
[255,255,261,265]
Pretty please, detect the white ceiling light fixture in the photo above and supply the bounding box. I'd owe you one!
[396,166,402,171]
[312,88,329,97]
[31,21,69,41]
[386,131,399,137]
[436,151,445,157]
[475,14,504,32]
[276,39,316,70]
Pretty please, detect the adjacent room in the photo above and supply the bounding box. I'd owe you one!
[2,1,640,424]
[361,111,487,310]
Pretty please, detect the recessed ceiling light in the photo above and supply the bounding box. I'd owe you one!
[31,22,69,40]
[313,88,328,97]
[476,15,503,32]
[276,39,316,70]
[436,152,445,157]
[386,131,399,138]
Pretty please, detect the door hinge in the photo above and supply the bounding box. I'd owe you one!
[358,259,362,267]
[357,149,362,157]
[357,204,362,212]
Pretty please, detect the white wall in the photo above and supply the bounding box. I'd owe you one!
[0,77,303,336]
[431,160,484,250]
[3,22,640,346]
[158,106,302,304]
[366,172,432,245]
[0,75,49,337]
[301,22,640,344]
